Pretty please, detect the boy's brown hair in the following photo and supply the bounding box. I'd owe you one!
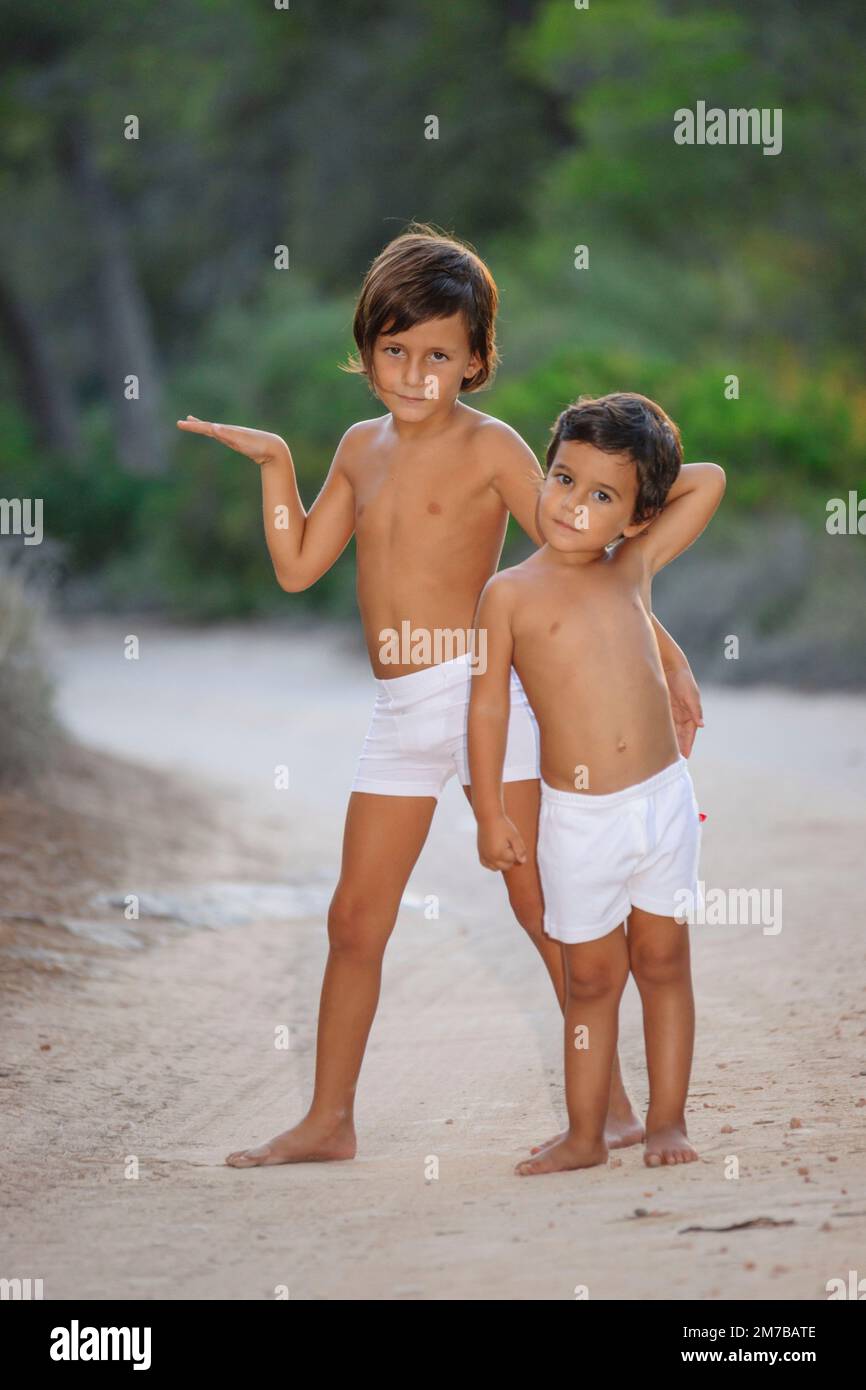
[345,223,499,392]
[546,392,683,523]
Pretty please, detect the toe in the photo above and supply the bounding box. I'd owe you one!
[227,1149,261,1167]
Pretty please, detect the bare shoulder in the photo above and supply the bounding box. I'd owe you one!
[339,416,386,450]
[479,557,536,610]
[478,565,518,610]
[468,411,542,480]
[334,415,386,475]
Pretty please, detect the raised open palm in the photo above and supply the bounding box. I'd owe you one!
[176,415,285,466]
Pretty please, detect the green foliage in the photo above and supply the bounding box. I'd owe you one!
[1,0,863,626]
[491,346,866,507]
[488,345,866,567]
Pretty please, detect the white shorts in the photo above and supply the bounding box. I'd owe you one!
[538,755,702,944]
[351,652,540,799]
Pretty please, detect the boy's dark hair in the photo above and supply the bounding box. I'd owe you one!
[344,222,499,392]
[546,392,683,522]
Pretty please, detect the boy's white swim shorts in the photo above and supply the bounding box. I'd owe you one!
[351,652,540,799]
[538,755,702,943]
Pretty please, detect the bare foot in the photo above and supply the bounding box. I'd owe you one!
[516,1133,608,1176]
[225,1115,356,1167]
[530,1108,644,1155]
[605,1109,646,1148]
[644,1123,698,1167]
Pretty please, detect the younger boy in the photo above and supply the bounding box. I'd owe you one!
[467,393,725,1174]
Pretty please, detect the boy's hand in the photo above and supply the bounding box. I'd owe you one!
[665,663,704,757]
[477,815,527,872]
[176,415,286,467]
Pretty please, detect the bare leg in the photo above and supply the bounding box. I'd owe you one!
[464,778,643,1151]
[516,926,630,1174]
[226,792,437,1167]
[627,905,699,1167]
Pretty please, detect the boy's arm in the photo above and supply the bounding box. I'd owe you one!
[176,414,358,592]
[467,577,527,871]
[631,462,725,749]
[638,462,727,575]
[259,431,357,592]
[653,618,687,673]
[652,618,704,755]
[481,420,545,546]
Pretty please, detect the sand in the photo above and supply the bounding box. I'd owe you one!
[1,618,864,1300]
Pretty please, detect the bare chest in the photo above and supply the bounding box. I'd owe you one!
[513,571,651,671]
[353,451,500,553]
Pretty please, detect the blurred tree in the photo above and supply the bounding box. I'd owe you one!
[514,0,866,357]
[0,0,862,636]
[0,273,82,459]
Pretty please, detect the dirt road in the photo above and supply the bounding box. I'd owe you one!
[2,619,864,1300]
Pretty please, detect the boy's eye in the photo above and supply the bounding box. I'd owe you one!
[555,472,572,486]
[380,345,447,361]
[592,489,612,503]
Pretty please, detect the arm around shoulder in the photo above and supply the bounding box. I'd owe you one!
[639,462,726,575]
[480,418,546,547]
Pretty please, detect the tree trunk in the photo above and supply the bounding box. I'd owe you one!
[57,114,168,476]
[0,272,83,460]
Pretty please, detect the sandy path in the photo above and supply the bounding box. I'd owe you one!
[2,618,865,1300]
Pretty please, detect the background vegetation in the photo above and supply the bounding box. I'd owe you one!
[1,0,863,684]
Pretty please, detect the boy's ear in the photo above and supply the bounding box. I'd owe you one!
[467,356,481,379]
